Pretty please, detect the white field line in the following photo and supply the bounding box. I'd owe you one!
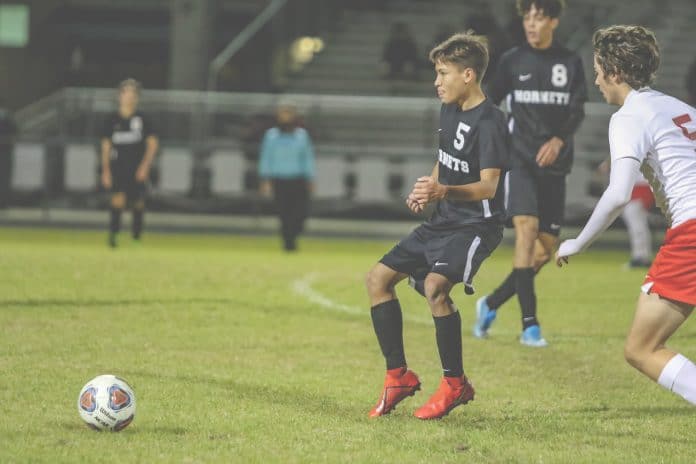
[290,273,597,342]
[291,273,431,326]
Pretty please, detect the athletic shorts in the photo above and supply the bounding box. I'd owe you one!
[504,167,566,236]
[642,219,696,305]
[112,167,146,202]
[631,184,655,210]
[379,222,503,294]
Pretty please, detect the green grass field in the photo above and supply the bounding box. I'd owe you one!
[1,227,694,463]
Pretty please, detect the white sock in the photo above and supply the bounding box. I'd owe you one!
[657,353,696,406]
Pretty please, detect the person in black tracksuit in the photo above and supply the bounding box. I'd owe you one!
[100,79,159,248]
[474,0,587,346]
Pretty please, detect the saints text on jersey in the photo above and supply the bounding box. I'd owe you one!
[438,149,470,173]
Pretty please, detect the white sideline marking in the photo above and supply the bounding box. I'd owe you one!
[291,273,431,326]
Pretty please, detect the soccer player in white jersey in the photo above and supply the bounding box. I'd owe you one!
[556,25,696,406]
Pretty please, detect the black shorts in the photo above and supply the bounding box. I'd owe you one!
[504,167,565,236]
[379,222,503,294]
[112,170,146,202]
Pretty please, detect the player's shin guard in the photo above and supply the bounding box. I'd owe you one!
[132,209,144,239]
[515,267,538,329]
[371,300,407,370]
[434,311,463,378]
[658,353,696,406]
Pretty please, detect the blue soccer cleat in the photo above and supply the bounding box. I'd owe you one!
[473,296,497,338]
[520,325,548,347]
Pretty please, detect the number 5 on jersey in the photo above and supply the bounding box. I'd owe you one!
[454,121,471,150]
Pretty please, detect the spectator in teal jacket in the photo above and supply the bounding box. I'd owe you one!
[259,105,316,251]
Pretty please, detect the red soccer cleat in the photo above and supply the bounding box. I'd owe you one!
[368,367,421,417]
[413,375,475,420]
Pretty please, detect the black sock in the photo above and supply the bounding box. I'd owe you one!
[434,311,463,378]
[515,267,538,329]
[371,300,406,370]
[486,270,516,310]
[132,209,144,239]
[110,208,122,235]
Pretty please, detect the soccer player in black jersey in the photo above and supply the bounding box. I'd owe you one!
[366,33,509,419]
[100,79,159,248]
[474,0,587,346]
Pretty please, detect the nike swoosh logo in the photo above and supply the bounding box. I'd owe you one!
[519,73,532,81]
[434,262,448,267]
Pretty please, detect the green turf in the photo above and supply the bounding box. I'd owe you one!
[0,227,693,463]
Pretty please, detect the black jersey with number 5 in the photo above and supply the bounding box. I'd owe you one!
[487,42,587,176]
[427,99,509,229]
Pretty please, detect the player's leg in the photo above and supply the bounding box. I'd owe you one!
[109,192,126,248]
[624,292,695,404]
[131,182,146,241]
[622,199,652,267]
[272,180,295,251]
[474,169,538,339]
[416,227,500,419]
[533,232,558,272]
[366,229,428,417]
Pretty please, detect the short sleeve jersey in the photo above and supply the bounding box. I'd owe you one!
[428,98,509,229]
[101,112,156,171]
[487,42,587,176]
[609,88,696,227]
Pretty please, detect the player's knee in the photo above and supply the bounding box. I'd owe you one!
[623,339,647,370]
[534,251,551,270]
[133,200,145,211]
[111,195,125,209]
[365,267,389,296]
[423,278,448,307]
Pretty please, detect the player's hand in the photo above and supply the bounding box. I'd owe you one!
[536,137,564,167]
[101,170,112,190]
[406,192,425,213]
[412,176,446,204]
[135,165,149,182]
[555,239,581,267]
[259,180,272,197]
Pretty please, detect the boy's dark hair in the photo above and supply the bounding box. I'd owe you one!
[516,0,565,18]
[593,25,660,89]
[429,32,489,83]
[118,78,142,94]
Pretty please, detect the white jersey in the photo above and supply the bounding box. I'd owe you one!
[609,88,696,227]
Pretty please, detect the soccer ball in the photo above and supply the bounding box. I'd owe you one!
[77,375,136,431]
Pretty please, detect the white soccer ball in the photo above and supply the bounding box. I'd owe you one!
[77,375,136,432]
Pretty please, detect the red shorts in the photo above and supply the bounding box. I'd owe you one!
[631,185,655,210]
[642,219,696,305]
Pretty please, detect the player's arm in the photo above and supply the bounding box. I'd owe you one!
[537,56,588,167]
[412,116,506,203]
[406,162,438,213]
[556,156,639,265]
[557,114,650,265]
[412,168,500,204]
[485,51,511,105]
[136,135,159,182]
[100,138,113,189]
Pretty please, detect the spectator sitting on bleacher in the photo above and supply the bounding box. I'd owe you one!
[381,22,419,80]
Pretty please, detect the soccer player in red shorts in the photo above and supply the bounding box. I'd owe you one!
[557,26,696,405]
